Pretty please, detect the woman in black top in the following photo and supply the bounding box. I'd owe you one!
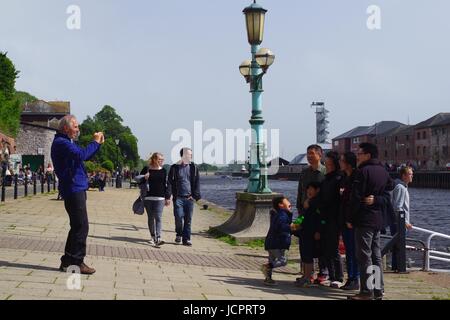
[140,152,169,247]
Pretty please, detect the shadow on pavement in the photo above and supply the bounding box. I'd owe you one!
[207,274,351,300]
[0,260,60,273]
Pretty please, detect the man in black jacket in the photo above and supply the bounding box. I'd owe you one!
[349,143,394,300]
[166,148,201,246]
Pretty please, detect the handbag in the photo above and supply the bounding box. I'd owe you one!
[132,197,145,215]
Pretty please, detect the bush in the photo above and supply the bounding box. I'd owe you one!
[101,160,114,172]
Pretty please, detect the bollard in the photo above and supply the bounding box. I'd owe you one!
[14,174,18,199]
[396,211,407,273]
[53,176,56,191]
[47,177,51,193]
[1,177,5,202]
[24,175,28,197]
[41,175,44,194]
[33,174,37,195]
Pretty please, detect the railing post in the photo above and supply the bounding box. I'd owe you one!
[14,174,18,199]
[41,175,44,194]
[47,176,51,193]
[24,175,28,197]
[1,172,5,202]
[396,211,407,273]
[53,175,56,191]
[33,174,37,195]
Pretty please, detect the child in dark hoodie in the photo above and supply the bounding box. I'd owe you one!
[262,196,294,285]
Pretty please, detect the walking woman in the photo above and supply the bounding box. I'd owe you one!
[140,153,169,247]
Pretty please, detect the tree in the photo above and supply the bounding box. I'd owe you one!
[0,52,21,137]
[0,52,20,100]
[79,105,140,169]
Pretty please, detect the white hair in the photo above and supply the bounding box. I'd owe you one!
[58,115,77,133]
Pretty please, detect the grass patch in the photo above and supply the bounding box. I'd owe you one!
[208,228,238,246]
[432,294,450,300]
[207,228,267,248]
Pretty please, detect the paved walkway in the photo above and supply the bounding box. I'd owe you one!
[0,188,449,300]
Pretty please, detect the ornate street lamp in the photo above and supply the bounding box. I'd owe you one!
[240,0,274,193]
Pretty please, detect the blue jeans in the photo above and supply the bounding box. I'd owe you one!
[342,227,359,280]
[144,200,165,239]
[174,198,194,241]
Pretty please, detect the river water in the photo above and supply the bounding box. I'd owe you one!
[201,175,450,270]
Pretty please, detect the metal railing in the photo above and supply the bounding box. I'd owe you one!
[411,226,450,272]
[1,173,57,202]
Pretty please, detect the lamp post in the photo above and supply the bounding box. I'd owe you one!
[240,0,274,194]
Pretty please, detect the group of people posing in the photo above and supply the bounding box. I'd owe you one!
[263,143,414,301]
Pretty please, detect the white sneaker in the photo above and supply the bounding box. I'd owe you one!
[330,281,343,288]
[148,238,155,246]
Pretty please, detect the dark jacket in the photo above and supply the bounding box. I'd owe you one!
[350,159,394,229]
[319,170,343,228]
[340,169,358,228]
[51,132,101,198]
[296,197,322,238]
[265,208,293,250]
[166,162,201,201]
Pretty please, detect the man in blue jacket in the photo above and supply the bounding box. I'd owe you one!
[51,115,104,274]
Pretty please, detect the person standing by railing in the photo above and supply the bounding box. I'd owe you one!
[390,166,414,271]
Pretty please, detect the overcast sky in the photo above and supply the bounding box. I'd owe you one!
[1,0,449,164]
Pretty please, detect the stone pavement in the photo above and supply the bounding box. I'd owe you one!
[0,188,449,300]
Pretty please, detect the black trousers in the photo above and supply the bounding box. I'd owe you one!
[61,191,89,265]
[321,223,344,281]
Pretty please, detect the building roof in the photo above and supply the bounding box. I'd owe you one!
[378,124,414,138]
[333,121,404,140]
[290,153,308,165]
[268,157,290,166]
[21,100,70,114]
[414,113,450,129]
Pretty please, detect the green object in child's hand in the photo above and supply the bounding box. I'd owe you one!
[293,215,305,225]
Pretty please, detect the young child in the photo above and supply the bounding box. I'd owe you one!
[262,196,294,285]
[293,181,322,287]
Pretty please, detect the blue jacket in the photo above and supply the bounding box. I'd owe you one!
[51,133,101,198]
[264,208,293,250]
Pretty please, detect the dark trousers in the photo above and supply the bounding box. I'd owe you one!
[61,191,89,265]
[321,224,343,281]
[342,227,359,280]
[174,198,194,241]
[355,227,384,293]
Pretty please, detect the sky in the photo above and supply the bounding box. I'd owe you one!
[1,0,450,164]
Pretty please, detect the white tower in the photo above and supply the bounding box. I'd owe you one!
[311,101,330,144]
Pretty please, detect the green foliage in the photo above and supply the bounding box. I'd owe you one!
[0,92,21,136]
[15,91,37,106]
[0,52,19,100]
[0,52,21,137]
[101,160,114,172]
[79,105,140,170]
[198,163,219,172]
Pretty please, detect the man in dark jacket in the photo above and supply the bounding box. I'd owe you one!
[51,115,104,274]
[166,148,201,246]
[349,143,394,300]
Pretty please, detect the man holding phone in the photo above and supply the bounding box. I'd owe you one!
[51,115,104,274]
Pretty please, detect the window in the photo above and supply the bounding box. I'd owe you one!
[443,146,448,156]
[334,141,339,146]
[423,146,426,155]
[406,148,410,156]
[406,135,409,141]
[423,131,427,139]
[385,137,387,143]
[417,132,421,140]
[395,150,398,157]
[417,146,420,155]
[385,150,388,157]
[352,137,359,144]
[395,136,398,142]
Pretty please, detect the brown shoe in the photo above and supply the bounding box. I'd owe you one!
[79,262,96,275]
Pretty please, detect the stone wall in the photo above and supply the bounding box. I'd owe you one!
[15,123,56,166]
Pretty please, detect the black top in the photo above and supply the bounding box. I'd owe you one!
[140,167,167,198]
